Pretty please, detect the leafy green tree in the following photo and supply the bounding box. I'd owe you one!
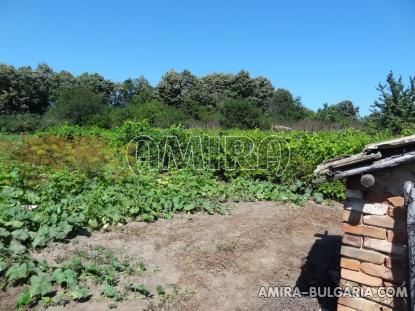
[219,98,269,129]
[0,62,335,130]
[230,70,255,99]
[48,70,77,103]
[49,71,114,106]
[47,87,106,125]
[77,73,114,105]
[0,64,50,114]
[317,100,360,123]
[370,72,415,134]
[156,70,214,119]
[200,73,275,112]
[0,64,20,113]
[112,79,135,107]
[267,89,313,122]
[201,73,233,98]
[252,76,275,112]
[178,70,206,111]
[133,76,155,104]
[268,89,293,115]
[112,76,155,106]
[156,70,184,107]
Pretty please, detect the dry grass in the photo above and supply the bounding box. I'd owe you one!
[5,135,114,175]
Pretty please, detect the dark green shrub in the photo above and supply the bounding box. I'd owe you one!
[107,101,190,128]
[46,87,106,125]
[0,114,42,133]
[219,99,270,129]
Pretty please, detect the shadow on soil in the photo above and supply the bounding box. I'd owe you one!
[66,227,91,241]
[295,231,341,311]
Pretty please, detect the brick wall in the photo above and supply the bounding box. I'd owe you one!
[338,179,407,310]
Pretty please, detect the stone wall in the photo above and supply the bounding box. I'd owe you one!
[338,174,408,311]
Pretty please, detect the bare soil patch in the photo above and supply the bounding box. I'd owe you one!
[1,201,342,311]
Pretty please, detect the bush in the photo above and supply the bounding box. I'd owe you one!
[46,87,106,125]
[107,100,190,128]
[219,99,270,129]
[316,101,360,125]
[0,114,42,133]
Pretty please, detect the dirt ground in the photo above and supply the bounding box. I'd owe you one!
[1,201,343,311]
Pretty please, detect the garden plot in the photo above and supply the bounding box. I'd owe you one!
[1,201,342,311]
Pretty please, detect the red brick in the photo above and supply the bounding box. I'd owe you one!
[343,234,363,248]
[360,262,390,278]
[387,230,406,244]
[343,223,362,235]
[363,215,405,230]
[343,210,362,225]
[338,297,391,311]
[360,262,405,283]
[386,196,404,208]
[343,223,387,240]
[341,268,383,286]
[363,237,406,255]
[341,246,385,264]
[340,258,360,271]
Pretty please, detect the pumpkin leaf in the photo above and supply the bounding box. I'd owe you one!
[29,273,53,297]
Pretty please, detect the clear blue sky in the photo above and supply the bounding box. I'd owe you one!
[1,0,414,115]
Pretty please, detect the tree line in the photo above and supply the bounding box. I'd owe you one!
[0,63,413,133]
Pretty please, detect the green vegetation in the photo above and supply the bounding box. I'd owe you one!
[0,63,365,132]
[1,64,412,134]
[0,125,335,307]
[41,121,390,188]
[107,100,190,128]
[219,98,269,129]
[0,64,413,308]
[46,87,106,126]
[316,100,360,126]
[0,121,393,307]
[369,72,415,134]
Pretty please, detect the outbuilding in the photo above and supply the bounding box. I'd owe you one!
[314,134,415,311]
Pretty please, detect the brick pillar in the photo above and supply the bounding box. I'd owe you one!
[338,185,407,310]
